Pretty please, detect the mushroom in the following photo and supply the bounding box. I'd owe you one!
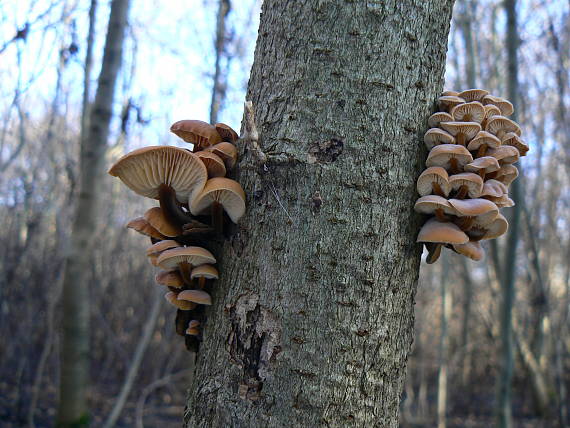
[155,270,185,288]
[417,218,469,264]
[144,207,181,237]
[214,123,239,143]
[170,120,222,150]
[458,89,489,102]
[186,320,201,336]
[157,246,217,286]
[191,264,219,289]
[448,173,483,199]
[441,90,459,97]
[489,164,519,185]
[450,101,485,123]
[146,240,181,266]
[414,195,457,221]
[108,146,208,228]
[190,177,246,233]
[438,96,465,113]
[480,179,508,199]
[485,116,521,139]
[165,291,196,310]
[452,240,485,261]
[482,105,501,127]
[204,142,238,170]
[426,144,473,174]
[177,289,212,305]
[439,121,481,147]
[196,151,227,178]
[487,145,520,165]
[427,112,453,128]
[424,128,455,150]
[466,131,501,158]
[464,156,500,179]
[416,167,450,197]
[501,132,529,156]
[448,198,499,232]
[482,95,514,117]
[126,217,166,240]
[468,213,509,241]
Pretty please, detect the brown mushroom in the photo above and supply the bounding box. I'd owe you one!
[196,151,227,178]
[144,207,181,237]
[157,247,217,285]
[424,128,455,150]
[464,156,501,179]
[449,173,483,199]
[165,291,196,310]
[417,218,469,264]
[440,121,481,147]
[426,144,473,174]
[155,270,185,288]
[416,167,450,197]
[214,123,239,143]
[414,195,457,221]
[466,131,501,157]
[451,101,486,123]
[126,217,165,240]
[204,142,238,170]
[177,289,212,305]
[170,120,222,150]
[452,240,485,261]
[191,264,219,289]
[458,89,489,102]
[427,112,453,128]
[482,95,514,117]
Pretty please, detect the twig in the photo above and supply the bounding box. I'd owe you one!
[269,182,294,224]
[243,101,267,165]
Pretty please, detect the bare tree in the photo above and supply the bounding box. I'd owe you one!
[57,0,131,426]
[183,1,456,426]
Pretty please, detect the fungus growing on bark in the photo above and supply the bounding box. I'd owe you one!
[214,123,239,143]
[196,151,227,178]
[155,270,185,288]
[191,264,219,289]
[415,89,526,263]
[126,217,166,240]
[205,142,238,170]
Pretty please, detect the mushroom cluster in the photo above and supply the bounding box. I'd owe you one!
[109,120,245,351]
[416,89,528,263]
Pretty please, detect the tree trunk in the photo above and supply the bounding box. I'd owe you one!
[496,1,520,427]
[209,0,231,124]
[56,0,130,426]
[184,1,455,427]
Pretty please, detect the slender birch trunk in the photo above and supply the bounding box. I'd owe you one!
[184,1,455,426]
[57,0,130,426]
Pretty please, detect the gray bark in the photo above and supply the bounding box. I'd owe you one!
[496,1,520,427]
[184,1,455,427]
[56,0,130,426]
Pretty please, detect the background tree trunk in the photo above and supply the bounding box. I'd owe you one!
[184,1,455,426]
[56,0,130,426]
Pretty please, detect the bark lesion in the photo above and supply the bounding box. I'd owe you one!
[226,293,282,401]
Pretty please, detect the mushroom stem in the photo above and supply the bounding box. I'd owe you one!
[425,243,442,264]
[179,262,193,286]
[457,133,466,147]
[433,182,445,197]
[198,277,206,289]
[175,310,192,337]
[456,216,475,231]
[158,184,193,228]
[478,169,486,180]
[449,157,460,174]
[212,201,224,236]
[476,144,488,158]
[434,208,448,222]
[455,185,469,199]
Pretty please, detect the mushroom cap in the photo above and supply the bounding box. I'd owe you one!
[427,112,453,128]
[466,131,501,152]
[426,144,473,171]
[148,254,159,267]
[448,198,499,225]
[417,218,469,244]
[451,101,486,123]
[481,213,509,239]
[126,217,165,239]
[108,146,208,204]
[484,104,502,121]
[480,179,508,198]
[438,95,465,112]
[416,167,450,197]
[157,246,217,270]
[487,145,520,165]
[449,173,483,198]
[177,289,212,305]
[453,241,485,261]
[494,164,519,185]
[165,291,196,310]
[485,116,521,137]
[424,128,455,150]
[196,151,227,178]
[146,239,181,256]
[482,95,514,117]
[190,177,246,223]
[186,327,200,336]
[155,270,184,288]
[191,264,219,280]
[440,121,482,142]
[483,193,515,208]
[204,142,238,169]
[144,207,181,237]
[464,156,500,175]
[414,195,457,216]
[501,132,529,156]
[441,90,459,96]
[170,120,222,149]
[188,320,201,329]
[458,89,489,102]
[214,123,239,143]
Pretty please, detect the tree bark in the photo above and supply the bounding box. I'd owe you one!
[56,0,130,426]
[184,1,455,427]
[496,1,520,427]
